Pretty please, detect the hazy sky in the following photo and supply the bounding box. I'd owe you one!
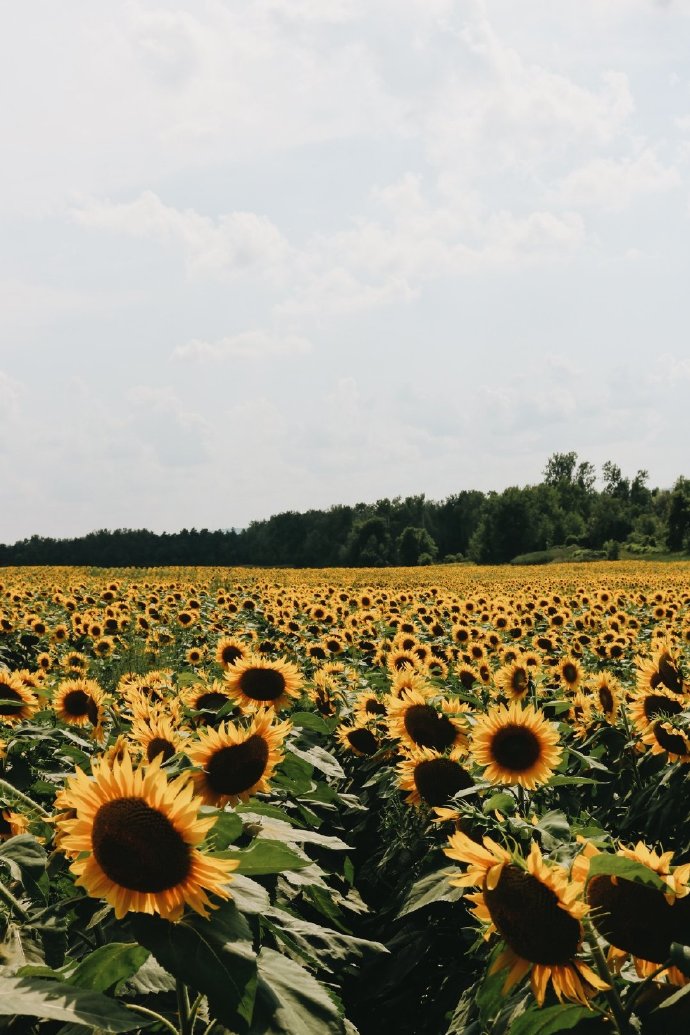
[2,0,690,541]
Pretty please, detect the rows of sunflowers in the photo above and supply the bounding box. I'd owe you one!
[1,562,690,1033]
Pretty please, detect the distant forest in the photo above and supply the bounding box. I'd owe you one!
[3,453,690,568]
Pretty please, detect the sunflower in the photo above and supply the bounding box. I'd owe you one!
[387,689,468,753]
[389,669,433,700]
[53,678,104,729]
[641,719,690,763]
[215,636,249,670]
[444,832,607,1006]
[353,690,387,726]
[224,655,302,712]
[397,747,474,807]
[336,723,380,757]
[493,659,531,702]
[628,685,684,737]
[0,671,39,725]
[586,672,620,723]
[470,702,562,790]
[557,655,583,693]
[578,840,690,980]
[131,714,185,764]
[56,752,237,921]
[636,643,684,696]
[188,711,291,806]
[185,646,206,666]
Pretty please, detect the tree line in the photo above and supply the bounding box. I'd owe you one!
[3,453,690,568]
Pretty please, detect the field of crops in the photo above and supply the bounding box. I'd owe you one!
[1,562,690,1034]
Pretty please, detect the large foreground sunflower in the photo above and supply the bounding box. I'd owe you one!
[397,746,474,807]
[470,701,562,790]
[445,832,607,1006]
[187,710,291,806]
[224,655,303,711]
[56,753,237,921]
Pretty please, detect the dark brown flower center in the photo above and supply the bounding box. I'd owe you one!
[413,758,474,807]
[62,690,90,717]
[238,668,286,702]
[364,698,387,716]
[643,694,683,722]
[651,722,687,756]
[485,865,581,964]
[347,728,378,755]
[510,668,528,695]
[598,686,614,715]
[205,735,270,795]
[147,737,176,763]
[562,663,578,684]
[0,684,24,715]
[403,705,458,751]
[587,875,677,963]
[92,797,191,892]
[490,724,541,772]
[195,692,229,711]
[658,653,683,695]
[221,645,243,665]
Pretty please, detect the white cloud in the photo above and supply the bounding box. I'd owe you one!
[556,148,680,210]
[174,330,313,361]
[72,192,290,280]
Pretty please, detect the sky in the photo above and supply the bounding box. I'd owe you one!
[2,0,690,542]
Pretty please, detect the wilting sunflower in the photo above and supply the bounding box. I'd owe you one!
[336,723,379,757]
[586,672,620,723]
[56,752,237,921]
[577,840,690,980]
[215,636,249,670]
[53,678,103,730]
[387,688,468,753]
[224,655,302,711]
[397,747,474,807]
[188,710,291,806]
[444,832,607,1007]
[471,702,562,790]
[0,671,39,726]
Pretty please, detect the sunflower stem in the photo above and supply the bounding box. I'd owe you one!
[0,879,29,923]
[126,1003,180,1035]
[586,924,631,1035]
[0,779,50,817]
[177,979,192,1035]
[188,994,204,1030]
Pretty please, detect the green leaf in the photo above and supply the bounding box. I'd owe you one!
[288,744,345,781]
[131,899,257,1032]
[509,1004,600,1034]
[483,792,516,816]
[210,810,244,849]
[238,812,350,851]
[68,943,150,994]
[547,775,602,787]
[535,810,570,843]
[289,712,332,734]
[0,976,142,1031]
[251,948,344,1035]
[229,874,271,915]
[587,853,667,891]
[266,908,387,974]
[0,834,47,883]
[223,839,312,876]
[120,955,176,996]
[396,868,464,918]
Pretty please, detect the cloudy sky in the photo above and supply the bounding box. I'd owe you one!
[2,0,690,542]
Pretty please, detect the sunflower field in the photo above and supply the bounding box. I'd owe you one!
[1,563,690,1034]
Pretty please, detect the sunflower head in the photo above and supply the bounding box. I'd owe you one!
[470,702,562,790]
[224,655,303,712]
[56,753,237,921]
